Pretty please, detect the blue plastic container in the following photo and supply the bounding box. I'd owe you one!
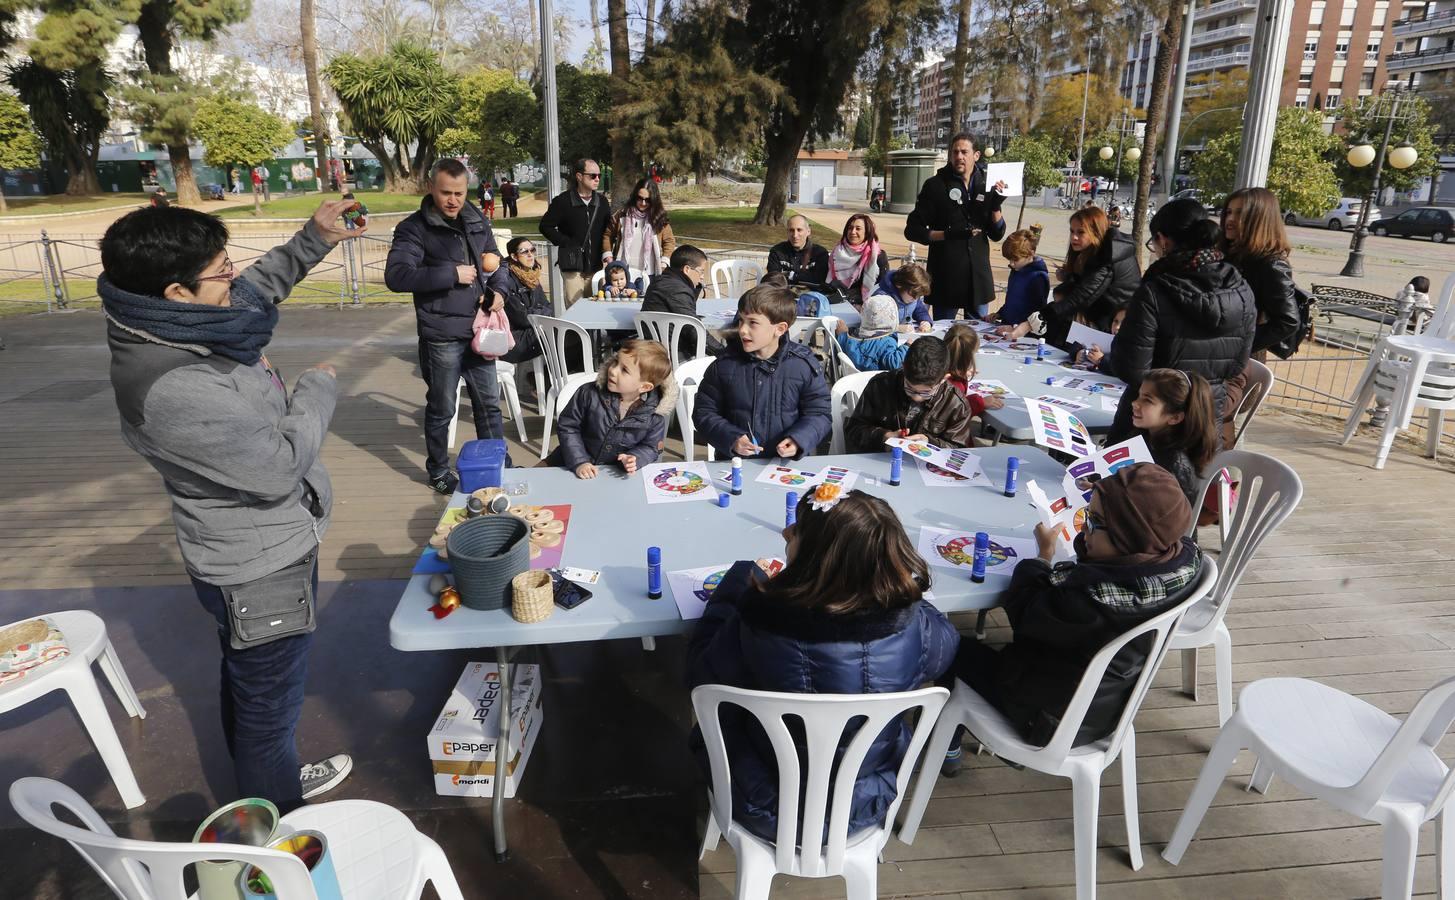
[457,439,508,492]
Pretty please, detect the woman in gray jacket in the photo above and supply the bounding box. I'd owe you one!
[98,199,363,812]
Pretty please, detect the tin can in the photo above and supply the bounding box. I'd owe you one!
[193,798,279,900]
[240,829,342,900]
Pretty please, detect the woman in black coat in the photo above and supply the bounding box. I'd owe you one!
[1000,206,1140,346]
[487,235,551,365]
[1105,198,1256,442]
[1221,187,1299,359]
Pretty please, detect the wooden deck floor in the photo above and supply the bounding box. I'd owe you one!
[3,306,1454,899]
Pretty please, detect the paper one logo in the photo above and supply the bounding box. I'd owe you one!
[442,740,496,755]
[472,672,501,723]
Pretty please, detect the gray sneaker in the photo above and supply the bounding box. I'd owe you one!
[300,754,353,800]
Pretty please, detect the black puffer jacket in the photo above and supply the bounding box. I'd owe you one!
[1230,254,1299,356]
[486,264,550,364]
[640,268,725,355]
[766,240,830,288]
[1044,232,1141,344]
[384,198,501,341]
[1106,253,1256,439]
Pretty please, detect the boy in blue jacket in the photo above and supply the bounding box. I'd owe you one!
[872,263,933,331]
[693,284,832,459]
[995,229,1049,326]
[835,295,910,371]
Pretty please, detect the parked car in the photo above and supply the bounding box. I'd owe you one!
[1285,198,1379,231]
[1170,188,1218,216]
[1368,207,1453,243]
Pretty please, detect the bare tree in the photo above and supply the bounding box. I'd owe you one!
[644,0,657,51]
[301,0,330,193]
[606,0,636,200]
[947,0,971,134]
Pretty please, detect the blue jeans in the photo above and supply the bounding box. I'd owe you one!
[423,338,503,479]
[191,560,319,813]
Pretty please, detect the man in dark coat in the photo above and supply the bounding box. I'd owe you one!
[385,157,505,494]
[905,133,1008,320]
[539,158,610,305]
[499,178,519,218]
[765,214,829,288]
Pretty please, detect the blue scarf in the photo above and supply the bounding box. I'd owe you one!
[98,273,279,365]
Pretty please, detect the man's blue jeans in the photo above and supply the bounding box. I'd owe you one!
[191,560,319,813]
[423,338,503,479]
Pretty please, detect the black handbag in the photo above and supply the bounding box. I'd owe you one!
[222,552,316,649]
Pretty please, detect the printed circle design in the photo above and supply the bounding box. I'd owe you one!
[926,462,969,481]
[694,569,727,602]
[654,469,709,495]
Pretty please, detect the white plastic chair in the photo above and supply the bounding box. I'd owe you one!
[1341,273,1455,468]
[899,560,1219,900]
[694,684,949,900]
[1230,357,1275,449]
[837,349,862,376]
[589,265,648,295]
[1175,450,1303,726]
[634,310,708,371]
[529,314,597,459]
[829,372,877,454]
[446,361,529,448]
[674,355,716,462]
[709,259,764,300]
[9,778,465,900]
[0,611,146,809]
[1163,674,1455,900]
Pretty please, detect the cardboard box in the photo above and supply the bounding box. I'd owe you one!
[428,662,543,799]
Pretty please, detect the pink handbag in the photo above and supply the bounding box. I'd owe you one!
[472,307,515,359]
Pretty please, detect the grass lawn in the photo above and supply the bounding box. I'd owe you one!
[0,194,156,215]
[505,206,839,248]
[217,192,428,219]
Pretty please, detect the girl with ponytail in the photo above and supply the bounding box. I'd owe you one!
[1104,197,1257,445]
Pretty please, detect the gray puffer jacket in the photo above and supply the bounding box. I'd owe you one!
[105,221,337,586]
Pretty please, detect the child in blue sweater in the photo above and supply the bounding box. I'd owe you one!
[996,229,1049,325]
[871,264,933,331]
[834,295,910,371]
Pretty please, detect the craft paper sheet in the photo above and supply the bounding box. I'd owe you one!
[884,437,982,478]
[1066,321,1116,351]
[1047,374,1126,395]
[915,456,986,488]
[1064,436,1156,502]
[985,161,1025,197]
[962,379,1017,400]
[669,559,783,621]
[1034,394,1089,412]
[1023,398,1095,458]
[641,462,717,504]
[917,527,1037,576]
[753,463,860,492]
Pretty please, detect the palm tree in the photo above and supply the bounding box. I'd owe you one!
[301,0,330,194]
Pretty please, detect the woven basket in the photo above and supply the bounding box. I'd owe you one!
[510,570,554,623]
[446,516,530,610]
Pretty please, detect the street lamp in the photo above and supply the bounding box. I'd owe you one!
[1126,147,1141,162]
[1340,88,1418,278]
[984,145,995,157]
[1098,146,1114,160]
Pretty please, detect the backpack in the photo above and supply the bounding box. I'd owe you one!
[795,290,829,319]
[1271,285,1315,360]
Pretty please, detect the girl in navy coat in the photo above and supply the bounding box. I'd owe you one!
[687,488,959,842]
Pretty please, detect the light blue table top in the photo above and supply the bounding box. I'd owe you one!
[974,342,1125,440]
[562,298,862,332]
[388,448,1067,652]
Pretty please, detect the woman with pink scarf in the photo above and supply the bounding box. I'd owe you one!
[827,213,891,306]
[602,178,678,279]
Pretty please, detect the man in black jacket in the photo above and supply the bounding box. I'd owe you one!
[385,158,506,494]
[765,214,829,288]
[641,245,725,356]
[905,133,1008,320]
[539,158,610,305]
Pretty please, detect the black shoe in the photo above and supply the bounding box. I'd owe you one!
[429,471,459,495]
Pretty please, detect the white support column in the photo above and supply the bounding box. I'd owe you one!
[1234,0,1295,190]
[1163,0,1198,202]
[540,0,565,314]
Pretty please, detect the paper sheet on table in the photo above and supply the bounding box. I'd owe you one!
[885,437,981,478]
[1067,321,1116,351]
[1023,398,1095,459]
[1034,394,1089,412]
[1048,374,1125,395]
[641,462,718,504]
[962,379,1017,400]
[668,560,784,621]
[753,463,860,493]
[914,456,986,488]
[1098,394,1121,412]
[986,161,1025,197]
[918,526,1036,576]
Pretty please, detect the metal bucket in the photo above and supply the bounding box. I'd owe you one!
[192,798,280,900]
[239,828,342,900]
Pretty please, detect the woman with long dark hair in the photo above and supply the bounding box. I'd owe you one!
[1104,197,1256,441]
[602,177,676,276]
[827,213,891,304]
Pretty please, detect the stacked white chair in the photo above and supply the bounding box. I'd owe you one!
[709,259,764,300]
[528,314,597,459]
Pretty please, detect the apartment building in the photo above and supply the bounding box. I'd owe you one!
[1387,0,1455,96]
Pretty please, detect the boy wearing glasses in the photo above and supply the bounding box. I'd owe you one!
[540,157,610,304]
[843,335,975,452]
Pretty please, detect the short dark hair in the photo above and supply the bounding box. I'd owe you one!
[948,132,978,152]
[99,206,229,297]
[669,244,707,271]
[430,158,468,181]
[902,335,948,384]
[506,235,534,256]
[759,271,789,288]
[737,284,797,326]
[1410,275,1431,293]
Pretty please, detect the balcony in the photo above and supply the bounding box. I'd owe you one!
[1192,22,1255,47]
[1186,49,1252,73]
[1194,0,1256,21]
[1393,7,1455,40]
[1385,45,1455,72]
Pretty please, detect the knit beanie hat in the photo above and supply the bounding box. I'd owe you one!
[1090,463,1191,565]
[859,295,898,338]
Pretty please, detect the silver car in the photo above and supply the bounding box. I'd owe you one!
[1284,197,1381,231]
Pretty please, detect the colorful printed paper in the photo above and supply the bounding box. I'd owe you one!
[1026,479,1088,547]
[1064,436,1156,503]
[1048,374,1125,395]
[917,527,1037,576]
[884,437,982,478]
[641,462,717,504]
[668,559,784,621]
[962,379,1017,400]
[753,463,860,492]
[1023,398,1095,459]
[915,458,986,488]
[1034,393,1089,412]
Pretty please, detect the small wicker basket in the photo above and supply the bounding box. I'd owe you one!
[510,570,554,623]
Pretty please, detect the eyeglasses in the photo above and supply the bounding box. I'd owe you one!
[196,257,236,284]
[1144,237,1157,252]
[1083,511,1103,535]
[903,382,938,401]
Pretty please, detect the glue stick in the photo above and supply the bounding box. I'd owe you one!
[1004,456,1020,498]
[785,491,798,527]
[890,446,903,486]
[971,532,990,583]
[647,547,662,599]
[731,456,743,495]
